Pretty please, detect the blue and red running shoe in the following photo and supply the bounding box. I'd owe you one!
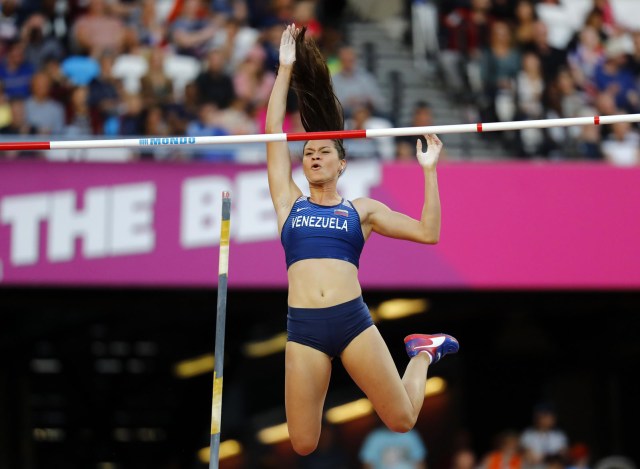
[404,333,459,364]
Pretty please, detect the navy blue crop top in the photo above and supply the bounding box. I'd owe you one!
[281,196,365,269]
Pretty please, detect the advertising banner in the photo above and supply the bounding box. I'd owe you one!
[1,161,639,289]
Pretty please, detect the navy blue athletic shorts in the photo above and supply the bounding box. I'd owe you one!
[287,296,375,358]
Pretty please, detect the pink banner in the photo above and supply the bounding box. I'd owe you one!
[1,161,639,289]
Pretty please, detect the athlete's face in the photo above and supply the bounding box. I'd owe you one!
[302,140,345,183]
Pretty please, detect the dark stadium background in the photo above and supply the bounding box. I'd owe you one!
[2,288,639,468]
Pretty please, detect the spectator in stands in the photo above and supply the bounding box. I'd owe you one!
[108,0,157,53]
[589,88,621,146]
[628,30,640,78]
[567,443,591,469]
[165,81,201,134]
[87,51,122,134]
[61,51,101,87]
[20,13,64,69]
[262,17,289,72]
[170,0,218,59]
[0,82,12,132]
[64,86,92,136]
[593,37,639,113]
[396,101,440,162]
[106,0,139,20]
[245,0,279,29]
[186,102,233,161]
[41,55,72,106]
[0,40,36,100]
[24,71,65,135]
[3,98,33,136]
[513,0,538,51]
[0,0,20,45]
[517,51,545,118]
[578,8,609,48]
[566,10,602,54]
[292,0,322,39]
[315,0,347,40]
[315,0,345,73]
[256,81,299,134]
[439,0,494,101]
[130,0,167,50]
[479,430,523,469]
[601,120,640,166]
[359,420,427,469]
[0,93,37,159]
[233,43,275,110]
[594,87,621,117]
[331,44,386,118]
[479,20,521,123]
[270,0,295,24]
[557,68,588,123]
[592,0,617,36]
[516,51,545,156]
[409,100,433,129]
[218,98,258,136]
[215,17,260,72]
[526,21,567,85]
[212,0,236,16]
[520,403,568,468]
[143,105,169,137]
[450,447,478,469]
[195,47,236,109]
[27,0,72,47]
[541,71,572,158]
[73,0,128,57]
[553,68,592,158]
[345,102,394,160]
[139,104,174,160]
[119,93,145,136]
[576,106,603,160]
[140,46,174,109]
[567,26,604,98]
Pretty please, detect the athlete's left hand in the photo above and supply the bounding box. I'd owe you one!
[416,134,442,169]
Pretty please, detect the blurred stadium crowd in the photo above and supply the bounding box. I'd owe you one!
[437,0,640,164]
[315,402,633,469]
[0,0,638,164]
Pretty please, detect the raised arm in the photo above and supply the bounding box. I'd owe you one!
[266,24,303,225]
[357,134,442,244]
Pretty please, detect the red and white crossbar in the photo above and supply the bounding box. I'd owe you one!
[1,114,638,151]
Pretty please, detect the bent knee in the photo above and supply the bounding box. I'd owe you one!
[289,427,320,455]
[290,436,319,456]
[383,412,417,434]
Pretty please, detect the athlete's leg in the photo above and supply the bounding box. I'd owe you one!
[285,341,332,455]
[340,325,430,433]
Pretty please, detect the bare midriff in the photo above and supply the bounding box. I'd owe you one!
[287,258,362,308]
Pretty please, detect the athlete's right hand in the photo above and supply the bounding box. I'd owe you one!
[416,134,443,169]
[279,23,298,66]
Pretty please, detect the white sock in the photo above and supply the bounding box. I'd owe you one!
[418,350,433,364]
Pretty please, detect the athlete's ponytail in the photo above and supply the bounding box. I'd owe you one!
[291,27,346,160]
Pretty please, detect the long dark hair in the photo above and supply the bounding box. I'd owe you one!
[291,27,346,160]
